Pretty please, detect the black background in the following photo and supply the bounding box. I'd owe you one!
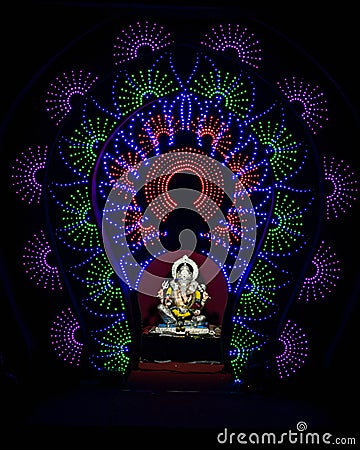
[1,0,359,438]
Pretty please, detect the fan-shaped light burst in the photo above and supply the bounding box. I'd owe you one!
[124,202,145,246]
[90,319,132,373]
[98,137,147,200]
[190,115,232,157]
[45,70,99,125]
[116,67,178,116]
[297,240,341,302]
[107,198,164,250]
[276,320,309,378]
[200,24,262,69]
[71,251,126,316]
[190,69,254,118]
[262,191,306,256]
[61,115,117,176]
[202,206,245,246]
[276,76,328,135]
[11,145,48,205]
[227,153,262,192]
[139,114,181,154]
[104,150,143,186]
[113,21,173,66]
[233,258,278,319]
[323,155,359,220]
[22,229,63,291]
[226,207,246,243]
[229,323,265,377]
[57,186,101,251]
[50,307,84,366]
[249,116,302,181]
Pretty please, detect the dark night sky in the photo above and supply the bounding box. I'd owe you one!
[1,2,359,115]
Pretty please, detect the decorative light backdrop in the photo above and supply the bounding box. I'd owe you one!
[4,6,359,388]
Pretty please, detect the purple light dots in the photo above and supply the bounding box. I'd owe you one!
[276,76,328,134]
[11,145,48,205]
[22,229,63,291]
[276,319,309,379]
[323,154,359,221]
[113,21,173,66]
[50,307,84,366]
[200,24,262,69]
[45,69,99,126]
[297,240,341,302]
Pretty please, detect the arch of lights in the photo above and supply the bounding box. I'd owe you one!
[10,19,358,383]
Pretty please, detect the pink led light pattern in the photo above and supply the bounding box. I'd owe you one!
[139,114,180,154]
[50,307,83,366]
[191,115,232,157]
[276,76,328,135]
[113,21,173,66]
[22,229,63,291]
[200,24,262,69]
[11,145,48,205]
[121,200,165,249]
[205,208,243,247]
[297,240,341,302]
[144,149,225,221]
[124,203,144,246]
[45,70,99,125]
[276,320,309,378]
[227,153,262,193]
[106,151,143,186]
[323,155,359,220]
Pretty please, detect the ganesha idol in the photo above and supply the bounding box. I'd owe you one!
[156,255,210,333]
